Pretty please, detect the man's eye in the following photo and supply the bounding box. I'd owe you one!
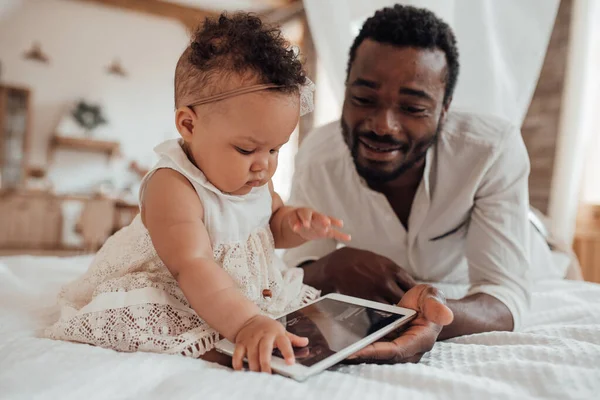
[235,147,254,155]
[402,106,427,114]
[352,96,374,106]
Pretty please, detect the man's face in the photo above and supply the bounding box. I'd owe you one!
[342,40,450,184]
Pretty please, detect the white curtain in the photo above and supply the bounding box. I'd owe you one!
[548,0,600,244]
[303,0,560,126]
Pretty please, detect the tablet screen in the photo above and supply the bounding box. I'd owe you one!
[273,298,405,367]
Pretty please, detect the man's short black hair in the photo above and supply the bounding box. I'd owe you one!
[347,5,459,104]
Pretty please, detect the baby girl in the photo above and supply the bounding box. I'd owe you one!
[45,12,350,374]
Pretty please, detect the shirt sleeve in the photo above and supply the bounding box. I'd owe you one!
[282,169,338,268]
[465,126,532,331]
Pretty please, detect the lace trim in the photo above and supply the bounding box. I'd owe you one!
[45,303,219,357]
[45,286,319,358]
[298,285,321,306]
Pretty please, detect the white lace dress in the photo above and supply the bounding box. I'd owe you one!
[44,139,320,357]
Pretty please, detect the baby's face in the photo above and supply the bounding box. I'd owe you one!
[187,91,300,195]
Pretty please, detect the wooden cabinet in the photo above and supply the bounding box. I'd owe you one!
[0,85,31,190]
[0,189,139,254]
[573,204,600,283]
[0,191,62,250]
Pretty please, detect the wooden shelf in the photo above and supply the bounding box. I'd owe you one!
[50,135,120,158]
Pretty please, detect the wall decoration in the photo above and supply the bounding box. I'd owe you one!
[23,42,49,64]
[71,100,108,135]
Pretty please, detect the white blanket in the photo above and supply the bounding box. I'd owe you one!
[1,255,599,400]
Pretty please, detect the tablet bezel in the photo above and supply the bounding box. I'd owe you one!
[214,293,416,381]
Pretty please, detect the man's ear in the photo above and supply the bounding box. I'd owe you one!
[175,106,197,142]
[441,96,452,121]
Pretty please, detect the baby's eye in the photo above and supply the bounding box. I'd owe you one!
[235,146,254,155]
[270,149,280,154]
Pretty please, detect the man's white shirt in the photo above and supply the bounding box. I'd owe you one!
[283,111,553,331]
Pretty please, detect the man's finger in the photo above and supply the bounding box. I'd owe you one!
[394,270,417,292]
[383,325,409,341]
[399,284,453,326]
[351,324,439,364]
[405,352,425,364]
[382,280,405,305]
[347,341,407,364]
[422,294,454,326]
[391,323,440,356]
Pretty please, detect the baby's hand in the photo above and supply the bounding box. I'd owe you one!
[288,208,351,242]
[233,315,308,374]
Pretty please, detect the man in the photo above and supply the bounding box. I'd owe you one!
[285,5,548,363]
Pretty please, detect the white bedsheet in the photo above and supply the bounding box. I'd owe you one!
[1,255,599,400]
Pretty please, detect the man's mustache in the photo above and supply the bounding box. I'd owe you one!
[355,131,410,150]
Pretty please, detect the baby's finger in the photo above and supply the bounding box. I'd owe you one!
[232,344,246,371]
[287,332,309,347]
[259,336,276,374]
[246,342,260,372]
[288,212,302,232]
[329,216,344,228]
[311,212,332,229]
[329,228,352,242]
[297,208,313,228]
[275,334,296,365]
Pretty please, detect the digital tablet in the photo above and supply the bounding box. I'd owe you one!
[214,293,416,381]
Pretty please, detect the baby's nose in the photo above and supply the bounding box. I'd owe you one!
[250,158,268,172]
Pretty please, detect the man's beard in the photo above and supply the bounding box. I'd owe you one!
[341,118,442,184]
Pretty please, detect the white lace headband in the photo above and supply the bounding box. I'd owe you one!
[187,77,315,116]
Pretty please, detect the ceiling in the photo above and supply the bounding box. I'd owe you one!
[161,0,274,12]
[66,0,303,31]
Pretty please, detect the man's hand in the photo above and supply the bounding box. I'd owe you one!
[302,247,417,304]
[346,284,453,364]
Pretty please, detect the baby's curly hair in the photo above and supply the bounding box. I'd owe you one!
[175,12,306,108]
[348,5,459,105]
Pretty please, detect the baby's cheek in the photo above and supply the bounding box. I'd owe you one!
[270,156,279,174]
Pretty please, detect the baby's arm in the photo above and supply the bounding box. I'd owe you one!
[143,170,307,373]
[143,169,260,342]
[269,181,350,249]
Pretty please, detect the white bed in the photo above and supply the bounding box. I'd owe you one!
[1,255,600,400]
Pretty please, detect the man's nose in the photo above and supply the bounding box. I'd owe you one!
[372,108,400,136]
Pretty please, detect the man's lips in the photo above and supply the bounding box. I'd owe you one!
[358,137,406,152]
